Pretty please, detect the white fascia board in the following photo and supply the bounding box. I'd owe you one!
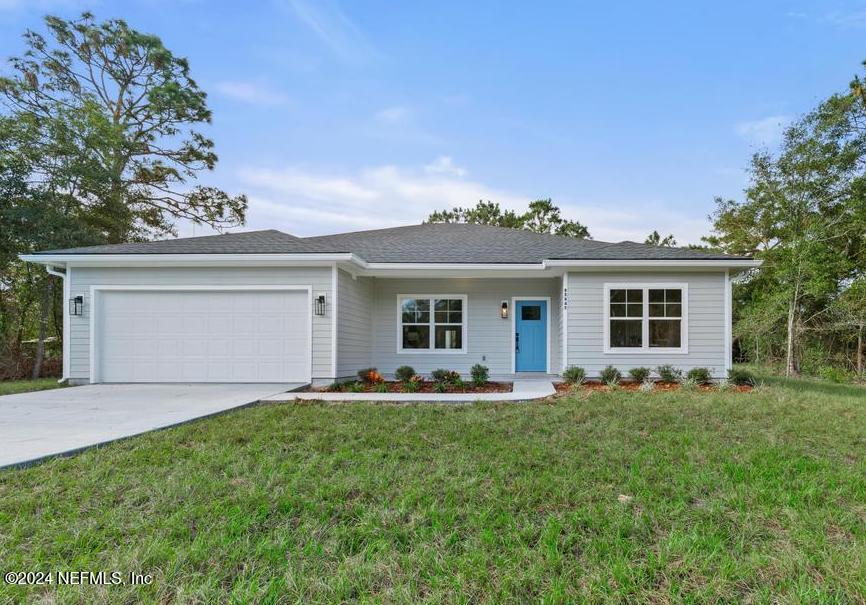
[543,259,762,269]
[19,253,357,267]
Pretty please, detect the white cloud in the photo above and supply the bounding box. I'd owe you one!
[374,105,411,124]
[735,115,791,147]
[214,81,289,106]
[424,156,467,177]
[233,159,713,245]
[282,0,376,63]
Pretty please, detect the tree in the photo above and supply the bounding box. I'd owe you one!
[0,12,247,242]
[426,198,590,238]
[644,230,676,247]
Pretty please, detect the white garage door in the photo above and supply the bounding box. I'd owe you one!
[96,289,310,383]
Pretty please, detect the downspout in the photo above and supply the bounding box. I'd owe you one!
[44,265,69,384]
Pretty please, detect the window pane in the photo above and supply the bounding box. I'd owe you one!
[610,289,626,303]
[401,299,429,323]
[626,289,643,303]
[610,303,627,318]
[666,303,682,318]
[402,325,430,349]
[666,289,682,303]
[610,320,642,348]
[521,305,541,320]
[626,303,643,318]
[434,325,462,349]
[649,303,665,317]
[434,299,462,323]
[649,289,665,303]
[649,320,681,348]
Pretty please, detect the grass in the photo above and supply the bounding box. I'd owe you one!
[0,377,67,396]
[1,373,865,603]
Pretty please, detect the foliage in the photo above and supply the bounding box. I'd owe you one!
[599,365,621,385]
[562,366,586,385]
[402,380,419,393]
[432,381,447,393]
[680,377,700,392]
[431,368,459,384]
[5,374,866,603]
[0,378,68,396]
[656,365,682,383]
[628,367,651,383]
[348,382,364,393]
[639,379,655,392]
[427,199,589,238]
[357,368,383,384]
[818,366,853,383]
[395,365,416,382]
[470,363,489,386]
[706,60,866,377]
[644,231,677,247]
[728,367,757,386]
[452,376,465,390]
[374,382,388,393]
[685,367,712,384]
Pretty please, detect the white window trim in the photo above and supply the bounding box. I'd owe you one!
[396,294,468,354]
[602,283,689,354]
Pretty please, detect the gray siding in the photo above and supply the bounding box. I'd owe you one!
[566,271,727,377]
[67,266,333,383]
[369,277,561,376]
[336,270,373,378]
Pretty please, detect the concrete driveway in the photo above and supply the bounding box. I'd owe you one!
[0,383,302,468]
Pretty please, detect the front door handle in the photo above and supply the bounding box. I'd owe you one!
[515,332,520,353]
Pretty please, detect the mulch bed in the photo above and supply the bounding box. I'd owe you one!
[554,381,753,394]
[308,381,513,394]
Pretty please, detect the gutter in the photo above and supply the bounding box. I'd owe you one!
[43,265,69,384]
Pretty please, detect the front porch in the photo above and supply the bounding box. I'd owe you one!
[335,272,566,382]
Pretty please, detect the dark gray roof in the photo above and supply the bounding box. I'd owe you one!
[36,223,750,263]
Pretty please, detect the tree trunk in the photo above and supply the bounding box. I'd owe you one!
[785,287,799,377]
[858,324,864,375]
[31,279,53,380]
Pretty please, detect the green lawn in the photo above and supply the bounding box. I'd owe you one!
[0,377,68,396]
[1,375,865,603]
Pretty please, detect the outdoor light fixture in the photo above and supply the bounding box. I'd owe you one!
[500,300,509,319]
[69,295,83,316]
[315,294,326,316]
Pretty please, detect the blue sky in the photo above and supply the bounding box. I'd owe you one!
[2,1,866,243]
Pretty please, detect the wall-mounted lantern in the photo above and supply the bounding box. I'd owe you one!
[69,295,84,316]
[314,294,326,317]
[500,300,509,319]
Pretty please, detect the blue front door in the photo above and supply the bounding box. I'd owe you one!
[515,300,547,372]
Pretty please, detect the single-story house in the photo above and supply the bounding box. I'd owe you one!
[22,223,759,385]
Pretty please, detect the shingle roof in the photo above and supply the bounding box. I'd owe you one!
[36,223,750,263]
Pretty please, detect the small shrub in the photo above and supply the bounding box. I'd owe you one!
[656,365,682,383]
[433,381,448,393]
[357,368,383,384]
[349,382,364,393]
[727,367,756,386]
[716,379,734,392]
[326,382,342,392]
[628,367,651,383]
[639,379,654,392]
[686,367,712,384]
[403,380,419,393]
[452,376,465,390]
[818,366,852,383]
[410,374,424,384]
[600,365,621,385]
[470,363,489,386]
[680,377,699,392]
[374,382,388,393]
[431,368,459,383]
[562,366,586,385]
[395,365,416,382]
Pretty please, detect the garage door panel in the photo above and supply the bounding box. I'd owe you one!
[97,289,310,383]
